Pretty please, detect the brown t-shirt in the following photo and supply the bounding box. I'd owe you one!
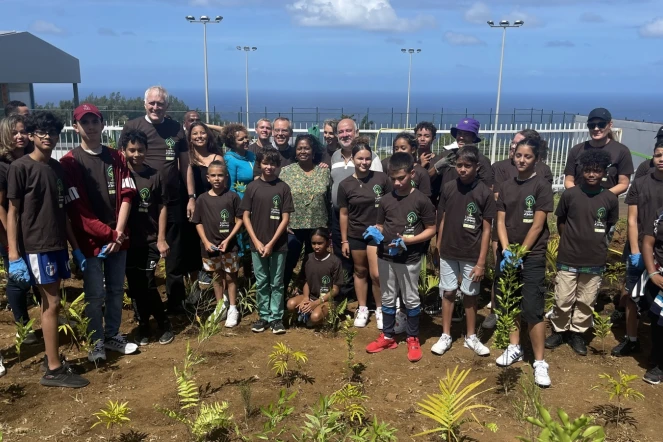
[564,140,634,189]
[495,175,554,259]
[556,186,619,268]
[438,149,495,189]
[249,142,269,178]
[493,159,553,188]
[417,150,442,205]
[634,159,654,179]
[70,146,117,228]
[192,189,241,258]
[381,157,431,197]
[337,171,392,239]
[129,167,166,247]
[0,159,11,212]
[249,143,296,178]
[624,173,663,250]
[438,179,496,262]
[120,117,187,205]
[377,189,436,264]
[644,206,663,266]
[304,252,343,300]
[239,178,294,253]
[7,155,68,254]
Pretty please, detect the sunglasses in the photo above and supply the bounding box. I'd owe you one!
[587,121,608,130]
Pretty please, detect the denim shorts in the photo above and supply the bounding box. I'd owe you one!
[439,258,480,296]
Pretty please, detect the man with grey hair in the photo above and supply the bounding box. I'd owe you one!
[120,86,189,315]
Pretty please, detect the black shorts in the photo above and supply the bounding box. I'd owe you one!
[348,236,374,252]
[493,256,546,325]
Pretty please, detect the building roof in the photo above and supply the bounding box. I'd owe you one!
[0,31,80,83]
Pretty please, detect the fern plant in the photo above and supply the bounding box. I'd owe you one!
[326,298,349,333]
[14,318,35,365]
[414,366,495,442]
[494,244,528,350]
[91,400,131,429]
[268,342,308,378]
[592,371,644,424]
[517,403,605,442]
[330,384,369,424]
[592,312,612,356]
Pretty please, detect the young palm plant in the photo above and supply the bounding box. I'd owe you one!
[592,371,644,425]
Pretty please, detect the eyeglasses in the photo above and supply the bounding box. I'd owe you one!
[32,130,60,139]
[587,121,608,130]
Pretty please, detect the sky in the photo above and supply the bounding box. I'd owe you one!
[2,0,663,113]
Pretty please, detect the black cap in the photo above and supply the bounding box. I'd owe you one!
[588,108,612,122]
[656,126,663,139]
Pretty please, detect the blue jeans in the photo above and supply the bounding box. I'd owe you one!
[83,250,127,344]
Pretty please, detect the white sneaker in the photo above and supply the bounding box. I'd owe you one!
[545,307,554,320]
[104,334,138,355]
[225,308,240,328]
[0,354,6,377]
[375,308,383,330]
[219,294,229,321]
[533,360,551,388]
[431,334,452,355]
[394,309,407,334]
[464,335,490,356]
[88,342,107,363]
[354,307,369,328]
[496,344,523,367]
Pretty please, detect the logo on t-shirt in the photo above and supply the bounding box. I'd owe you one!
[270,195,282,220]
[594,207,607,233]
[107,166,116,195]
[321,275,331,294]
[56,179,64,208]
[372,185,383,207]
[404,211,418,237]
[138,188,150,212]
[165,137,176,161]
[463,202,478,230]
[523,195,535,223]
[219,209,231,233]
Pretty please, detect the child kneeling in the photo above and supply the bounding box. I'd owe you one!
[287,228,342,325]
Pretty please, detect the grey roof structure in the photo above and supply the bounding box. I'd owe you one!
[0,31,80,83]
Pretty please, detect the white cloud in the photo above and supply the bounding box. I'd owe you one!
[579,12,604,23]
[30,20,65,35]
[286,0,436,32]
[640,17,663,38]
[464,2,491,24]
[444,31,485,46]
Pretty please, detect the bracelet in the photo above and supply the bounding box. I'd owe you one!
[649,272,659,278]
[476,265,485,269]
[341,241,349,244]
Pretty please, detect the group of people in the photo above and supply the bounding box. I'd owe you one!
[0,91,662,393]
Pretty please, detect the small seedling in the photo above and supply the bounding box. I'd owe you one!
[517,403,605,442]
[14,318,35,365]
[494,244,528,350]
[268,342,308,379]
[91,400,131,429]
[330,383,368,424]
[350,417,399,441]
[196,301,226,343]
[592,312,612,356]
[326,297,349,333]
[592,371,644,424]
[340,317,365,382]
[258,388,297,439]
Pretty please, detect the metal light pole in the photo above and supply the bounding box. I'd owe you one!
[401,48,421,129]
[186,15,223,123]
[487,20,523,163]
[237,46,257,127]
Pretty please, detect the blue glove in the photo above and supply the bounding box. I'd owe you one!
[388,238,407,256]
[500,249,522,271]
[96,245,109,260]
[629,253,644,270]
[72,249,87,272]
[9,258,31,289]
[298,312,311,323]
[236,233,245,258]
[362,226,384,244]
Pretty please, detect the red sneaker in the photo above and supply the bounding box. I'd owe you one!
[366,333,398,353]
[406,337,422,362]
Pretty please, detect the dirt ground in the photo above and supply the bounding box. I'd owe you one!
[1,204,660,442]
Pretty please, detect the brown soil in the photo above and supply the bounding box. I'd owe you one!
[0,220,659,442]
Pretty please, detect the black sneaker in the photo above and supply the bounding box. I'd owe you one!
[158,329,175,345]
[251,319,269,333]
[568,332,587,356]
[270,320,286,335]
[41,354,68,373]
[611,338,640,357]
[545,331,565,349]
[135,325,151,346]
[644,367,663,385]
[40,362,89,388]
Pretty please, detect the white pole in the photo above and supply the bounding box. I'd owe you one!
[203,23,210,123]
[490,27,507,163]
[245,50,250,128]
[406,52,412,129]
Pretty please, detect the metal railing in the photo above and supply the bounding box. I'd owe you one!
[54,122,619,192]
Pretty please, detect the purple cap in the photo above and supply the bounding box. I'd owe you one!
[450,118,481,143]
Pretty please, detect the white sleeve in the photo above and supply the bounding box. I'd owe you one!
[370,153,383,172]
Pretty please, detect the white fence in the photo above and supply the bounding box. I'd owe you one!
[55,122,620,191]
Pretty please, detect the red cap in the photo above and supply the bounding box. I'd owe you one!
[73,103,103,121]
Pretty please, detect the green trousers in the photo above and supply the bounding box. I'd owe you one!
[251,251,286,323]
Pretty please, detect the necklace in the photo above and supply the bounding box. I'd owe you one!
[353,172,368,188]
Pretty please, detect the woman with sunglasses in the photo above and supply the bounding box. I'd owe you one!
[563,108,633,196]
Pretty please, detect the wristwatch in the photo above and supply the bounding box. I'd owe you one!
[188,194,196,200]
